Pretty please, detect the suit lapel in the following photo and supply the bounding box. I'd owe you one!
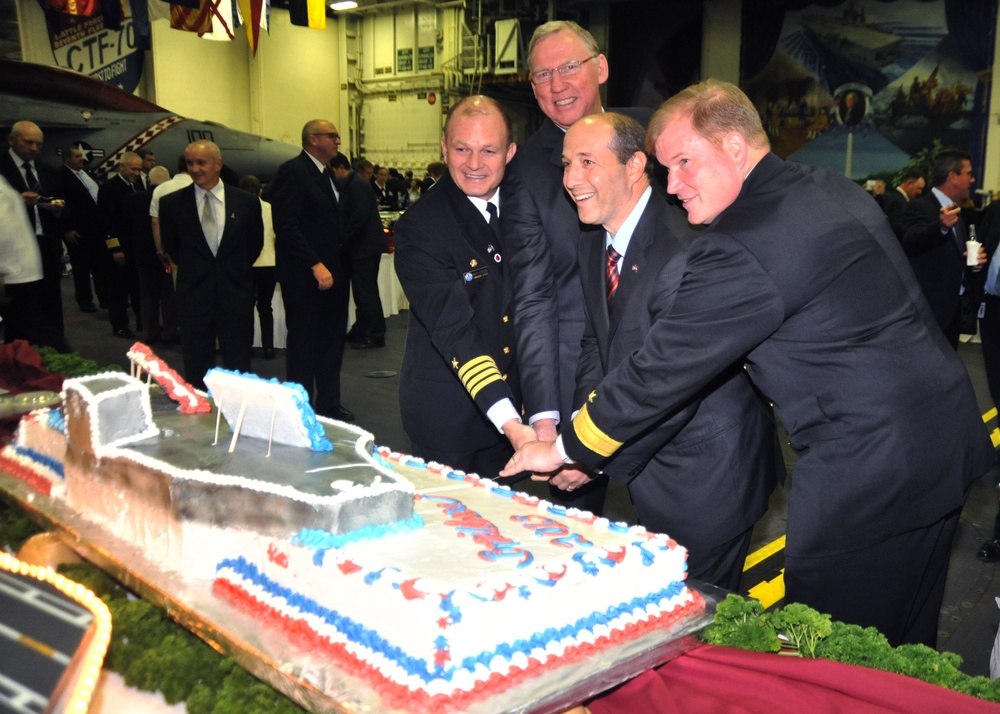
[579,226,612,368]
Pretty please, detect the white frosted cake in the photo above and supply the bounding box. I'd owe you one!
[0,352,704,711]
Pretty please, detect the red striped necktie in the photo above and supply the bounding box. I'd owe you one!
[606,244,621,301]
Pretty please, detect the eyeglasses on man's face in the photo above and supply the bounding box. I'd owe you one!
[529,55,598,85]
[312,132,340,140]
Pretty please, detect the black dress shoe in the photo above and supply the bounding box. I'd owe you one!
[113,328,135,339]
[351,338,386,350]
[332,405,355,421]
[978,539,1000,562]
[263,347,276,360]
[79,303,98,313]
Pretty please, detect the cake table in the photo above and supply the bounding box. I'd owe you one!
[0,467,716,714]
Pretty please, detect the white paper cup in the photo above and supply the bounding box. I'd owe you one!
[967,240,982,267]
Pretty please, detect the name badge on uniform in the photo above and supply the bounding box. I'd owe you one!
[464,266,490,282]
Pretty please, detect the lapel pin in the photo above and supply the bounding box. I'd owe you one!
[470,259,478,267]
[631,264,638,272]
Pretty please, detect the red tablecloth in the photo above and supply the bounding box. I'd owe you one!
[587,644,999,713]
[0,340,63,442]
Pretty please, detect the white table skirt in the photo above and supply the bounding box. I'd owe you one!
[253,252,407,349]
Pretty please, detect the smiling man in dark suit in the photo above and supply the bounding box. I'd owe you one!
[159,140,263,390]
[502,20,654,515]
[265,120,352,420]
[59,144,107,313]
[561,112,779,589]
[504,80,994,648]
[393,96,535,480]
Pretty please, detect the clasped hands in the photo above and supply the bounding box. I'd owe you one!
[501,418,592,492]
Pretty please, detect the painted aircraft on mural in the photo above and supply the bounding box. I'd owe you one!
[0,60,299,183]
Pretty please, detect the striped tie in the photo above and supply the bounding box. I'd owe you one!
[606,244,621,301]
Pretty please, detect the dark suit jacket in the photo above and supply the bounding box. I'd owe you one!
[341,170,388,260]
[393,172,520,452]
[0,152,64,270]
[121,190,158,268]
[265,151,345,291]
[372,180,399,211]
[504,109,653,420]
[562,153,994,558]
[877,186,909,240]
[575,190,779,549]
[97,175,141,255]
[159,184,264,319]
[900,191,970,335]
[59,165,102,242]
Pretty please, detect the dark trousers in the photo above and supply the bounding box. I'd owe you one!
[1,279,69,352]
[784,505,963,648]
[347,255,386,342]
[410,438,527,487]
[980,295,1000,413]
[136,254,177,343]
[179,306,254,390]
[282,277,349,416]
[254,266,277,350]
[65,235,108,308]
[548,474,608,517]
[106,251,142,333]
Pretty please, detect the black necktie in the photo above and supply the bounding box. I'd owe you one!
[485,203,503,268]
[323,168,338,205]
[22,162,38,192]
[22,162,39,230]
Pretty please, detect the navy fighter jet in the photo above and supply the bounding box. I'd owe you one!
[0,60,300,182]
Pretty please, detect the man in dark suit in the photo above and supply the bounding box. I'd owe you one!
[393,96,535,480]
[564,112,779,589]
[503,20,652,515]
[371,166,399,211]
[330,154,388,349]
[419,162,444,194]
[900,149,984,348]
[160,141,263,390]
[264,120,353,421]
[137,148,156,191]
[123,165,176,346]
[504,80,994,648]
[97,151,144,338]
[877,168,924,239]
[59,144,107,313]
[0,120,70,351]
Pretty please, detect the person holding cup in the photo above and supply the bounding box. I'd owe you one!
[900,148,986,349]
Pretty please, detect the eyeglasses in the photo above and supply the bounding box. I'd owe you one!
[312,132,340,140]
[529,55,598,85]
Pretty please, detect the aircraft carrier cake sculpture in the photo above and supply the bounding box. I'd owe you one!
[0,345,702,712]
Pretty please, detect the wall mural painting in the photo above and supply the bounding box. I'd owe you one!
[743,0,979,179]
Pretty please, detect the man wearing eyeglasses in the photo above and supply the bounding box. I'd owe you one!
[503,21,652,513]
[0,120,70,352]
[265,120,354,421]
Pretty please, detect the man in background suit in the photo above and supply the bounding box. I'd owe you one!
[503,20,652,514]
[419,162,444,194]
[160,141,263,389]
[371,166,399,211]
[59,144,107,313]
[265,120,353,421]
[504,80,995,648]
[393,96,535,479]
[0,120,70,352]
[137,148,156,191]
[98,151,144,338]
[330,154,388,349]
[563,113,779,589]
[877,168,924,239]
[900,149,985,348]
[123,165,176,346]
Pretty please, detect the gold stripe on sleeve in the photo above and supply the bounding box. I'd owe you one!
[573,403,623,458]
[458,356,503,399]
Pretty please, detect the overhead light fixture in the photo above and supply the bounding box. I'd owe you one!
[330,1,358,9]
